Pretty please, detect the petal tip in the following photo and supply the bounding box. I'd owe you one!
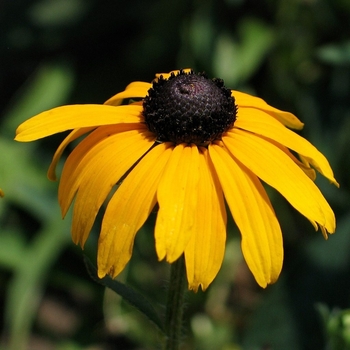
[47,170,57,181]
[188,284,199,293]
[332,179,340,188]
[97,269,107,279]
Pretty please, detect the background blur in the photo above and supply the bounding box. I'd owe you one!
[1,0,350,349]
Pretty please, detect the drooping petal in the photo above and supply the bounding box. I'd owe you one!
[234,108,339,186]
[58,124,148,217]
[97,142,173,279]
[48,127,95,181]
[104,81,151,106]
[70,129,155,247]
[209,143,283,288]
[155,143,200,263]
[223,129,336,233]
[15,104,143,141]
[268,139,317,181]
[185,148,227,292]
[232,90,304,130]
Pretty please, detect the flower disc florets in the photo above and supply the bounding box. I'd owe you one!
[143,70,237,145]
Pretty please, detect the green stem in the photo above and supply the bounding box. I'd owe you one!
[164,255,186,350]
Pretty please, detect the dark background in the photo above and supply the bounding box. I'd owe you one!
[1,0,350,349]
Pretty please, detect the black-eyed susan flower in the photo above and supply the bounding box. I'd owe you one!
[15,69,338,291]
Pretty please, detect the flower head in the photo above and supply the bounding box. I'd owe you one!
[15,69,338,291]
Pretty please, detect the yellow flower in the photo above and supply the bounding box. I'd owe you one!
[15,69,338,291]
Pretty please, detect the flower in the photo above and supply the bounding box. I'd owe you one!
[15,69,338,291]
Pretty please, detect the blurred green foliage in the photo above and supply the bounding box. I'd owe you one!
[1,0,350,349]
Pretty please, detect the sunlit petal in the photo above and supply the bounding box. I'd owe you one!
[58,123,148,217]
[154,68,192,81]
[267,139,317,181]
[48,127,95,181]
[104,81,151,106]
[232,90,304,129]
[156,143,199,262]
[209,143,283,287]
[15,104,143,141]
[234,108,339,186]
[97,143,173,279]
[185,148,226,292]
[224,129,335,233]
[71,129,155,247]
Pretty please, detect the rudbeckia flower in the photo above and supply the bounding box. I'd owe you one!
[15,69,338,291]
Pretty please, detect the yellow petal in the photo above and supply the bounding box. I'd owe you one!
[154,68,193,81]
[70,129,155,247]
[15,104,143,141]
[185,148,227,292]
[209,143,283,288]
[155,143,200,262]
[104,81,151,106]
[234,108,339,186]
[223,129,335,233]
[58,124,148,217]
[232,90,304,130]
[48,127,95,181]
[97,142,173,279]
[268,139,317,181]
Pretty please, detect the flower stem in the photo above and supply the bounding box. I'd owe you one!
[164,255,186,350]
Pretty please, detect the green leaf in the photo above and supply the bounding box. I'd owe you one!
[213,18,275,87]
[0,138,57,219]
[84,256,165,334]
[0,230,26,270]
[316,305,350,350]
[317,41,350,65]
[2,62,74,138]
[28,0,89,27]
[4,213,71,350]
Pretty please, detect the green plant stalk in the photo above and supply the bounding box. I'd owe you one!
[164,255,186,350]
